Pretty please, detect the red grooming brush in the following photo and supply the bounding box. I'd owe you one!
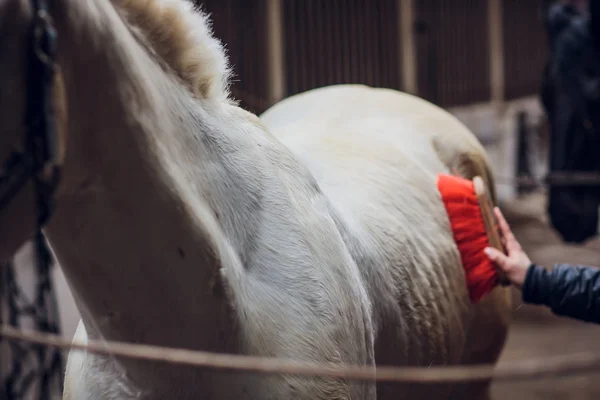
[437,174,510,303]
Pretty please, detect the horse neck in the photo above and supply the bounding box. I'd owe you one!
[43,0,241,358]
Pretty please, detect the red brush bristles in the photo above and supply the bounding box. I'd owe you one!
[437,174,499,303]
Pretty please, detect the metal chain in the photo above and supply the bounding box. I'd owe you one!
[1,237,64,400]
[0,0,65,396]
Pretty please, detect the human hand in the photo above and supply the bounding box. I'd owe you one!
[484,207,532,289]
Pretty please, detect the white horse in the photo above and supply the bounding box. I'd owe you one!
[0,0,511,399]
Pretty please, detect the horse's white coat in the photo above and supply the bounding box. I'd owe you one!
[0,1,511,399]
[261,86,512,400]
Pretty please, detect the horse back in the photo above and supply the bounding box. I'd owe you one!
[261,84,511,398]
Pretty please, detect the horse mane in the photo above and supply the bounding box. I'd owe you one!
[113,0,232,102]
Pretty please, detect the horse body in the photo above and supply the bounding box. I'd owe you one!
[261,84,477,366]
[0,1,510,399]
[261,84,512,398]
[62,83,511,400]
[59,97,377,399]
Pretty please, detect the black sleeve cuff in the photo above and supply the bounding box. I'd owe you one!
[522,264,552,306]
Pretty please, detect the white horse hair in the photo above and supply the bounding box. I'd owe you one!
[0,0,511,399]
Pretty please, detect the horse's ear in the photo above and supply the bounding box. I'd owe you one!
[590,0,600,43]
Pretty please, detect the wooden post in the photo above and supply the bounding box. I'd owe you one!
[266,0,285,104]
[488,0,504,104]
[399,0,417,95]
[515,111,533,196]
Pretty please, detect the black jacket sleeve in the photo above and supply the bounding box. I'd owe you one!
[522,263,600,324]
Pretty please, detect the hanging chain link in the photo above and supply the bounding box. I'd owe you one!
[1,235,64,400]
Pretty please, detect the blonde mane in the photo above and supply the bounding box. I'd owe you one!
[113,0,231,102]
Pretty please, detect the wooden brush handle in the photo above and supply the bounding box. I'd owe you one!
[473,177,511,286]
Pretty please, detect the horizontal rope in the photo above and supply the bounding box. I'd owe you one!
[2,324,600,384]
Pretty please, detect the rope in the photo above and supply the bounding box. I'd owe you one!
[2,324,600,384]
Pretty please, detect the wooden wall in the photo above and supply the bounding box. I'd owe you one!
[282,0,402,97]
[414,0,491,107]
[197,0,271,113]
[197,0,549,112]
[502,0,549,100]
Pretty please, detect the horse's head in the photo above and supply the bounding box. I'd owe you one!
[0,0,67,260]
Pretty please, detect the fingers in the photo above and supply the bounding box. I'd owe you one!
[484,247,511,271]
[493,207,510,236]
[493,207,520,252]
